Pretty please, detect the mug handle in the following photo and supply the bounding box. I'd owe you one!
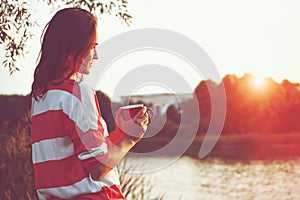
[146,108,153,124]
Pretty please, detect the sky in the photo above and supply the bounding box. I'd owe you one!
[1,0,300,99]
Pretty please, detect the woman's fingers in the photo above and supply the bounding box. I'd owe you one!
[132,107,151,126]
[115,106,150,137]
[133,107,147,119]
[134,112,149,126]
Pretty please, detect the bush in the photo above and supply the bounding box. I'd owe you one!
[0,116,37,199]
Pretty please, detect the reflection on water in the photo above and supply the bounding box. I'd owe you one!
[119,156,300,200]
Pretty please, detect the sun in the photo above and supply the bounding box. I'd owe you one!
[253,76,266,87]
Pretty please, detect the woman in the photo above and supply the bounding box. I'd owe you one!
[30,8,149,199]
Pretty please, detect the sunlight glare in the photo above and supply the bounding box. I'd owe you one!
[253,76,266,87]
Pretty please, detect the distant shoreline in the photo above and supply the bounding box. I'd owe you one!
[132,133,300,161]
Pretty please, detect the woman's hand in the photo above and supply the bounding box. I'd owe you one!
[90,106,151,180]
[115,106,150,141]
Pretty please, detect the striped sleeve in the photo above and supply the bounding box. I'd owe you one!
[65,82,111,171]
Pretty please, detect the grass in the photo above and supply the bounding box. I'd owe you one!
[119,158,165,200]
[0,120,37,200]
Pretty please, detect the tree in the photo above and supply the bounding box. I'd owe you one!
[166,104,181,125]
[0,0,132,74]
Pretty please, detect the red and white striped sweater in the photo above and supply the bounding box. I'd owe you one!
[31,79,124,199]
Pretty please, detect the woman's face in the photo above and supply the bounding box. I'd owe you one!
[78,33,99,74]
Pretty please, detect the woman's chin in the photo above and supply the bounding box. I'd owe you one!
[79,69,91,75]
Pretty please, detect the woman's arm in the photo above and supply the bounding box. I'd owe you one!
[89,107,149,180]
[89,133,140,180]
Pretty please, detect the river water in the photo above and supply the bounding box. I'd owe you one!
[119,156,300,200]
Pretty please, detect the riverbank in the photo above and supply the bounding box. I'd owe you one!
[133,133,300,160]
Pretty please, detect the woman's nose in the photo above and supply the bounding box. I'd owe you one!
[93,49,99,60]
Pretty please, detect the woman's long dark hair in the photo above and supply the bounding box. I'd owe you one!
[31,8,97,100]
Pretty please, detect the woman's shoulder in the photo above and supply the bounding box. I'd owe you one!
[48,79,77,92]
[47,79,94,100]
[77,81,97,104]
[78,81,95,94]
[46,79,96,103]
